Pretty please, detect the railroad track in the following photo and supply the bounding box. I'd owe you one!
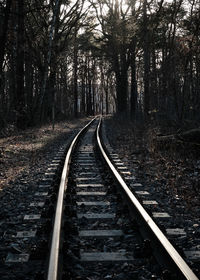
[47,118,198,280]
[1,118,199,279]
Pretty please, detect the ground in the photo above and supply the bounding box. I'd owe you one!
[104,116,200,218]
[0,116,199,217]
[0,116,199,277]
[0,118,90,193]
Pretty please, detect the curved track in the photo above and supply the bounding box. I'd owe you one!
[47,117,198,280]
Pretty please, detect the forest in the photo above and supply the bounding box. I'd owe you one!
[0,0,199,129]
[0,2,200,278]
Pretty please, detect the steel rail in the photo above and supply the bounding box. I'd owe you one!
[47,117,96,280]
[96,118,198,280]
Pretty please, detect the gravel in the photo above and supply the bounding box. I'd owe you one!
[104,116,200,278]
[0,118,90,280]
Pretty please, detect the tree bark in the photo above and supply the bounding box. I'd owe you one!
[16,0,26,128]
[73,29,78,118]
[156,129,200,145]
[0,0,12,91]
[115,71,128,113]
[130,40,137,120]
[143,0,150,118]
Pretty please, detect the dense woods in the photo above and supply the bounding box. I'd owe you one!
[0,0,199,129]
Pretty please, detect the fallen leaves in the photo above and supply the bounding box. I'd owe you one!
[105,116,200,218]
[0,118,90,189]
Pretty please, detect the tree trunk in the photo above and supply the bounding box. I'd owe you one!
[86,57,92,115]
[39,0,61,123]
[73,29,78,118]
[0,0,12,92]
[81,77,86,114]
[115,71,128,113]
[16,0,26,128]
[87,78,92,115]
[49,69,56,130]
[130,41,137,120]
[91,60,96,115]
[106,80,109,115]
[143,0,150,118]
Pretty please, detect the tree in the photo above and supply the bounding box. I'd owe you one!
[0,0,13,127]
[0,0,12,92]
[0,0,200,129]
[15,0,26,128]
[91,0,132,114]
